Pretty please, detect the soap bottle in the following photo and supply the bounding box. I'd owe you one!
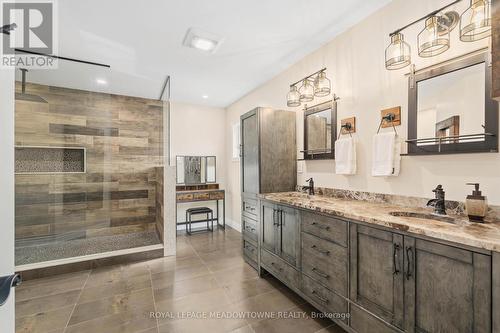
[465,183,488,222]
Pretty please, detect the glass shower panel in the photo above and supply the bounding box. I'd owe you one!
[14,59,164,266]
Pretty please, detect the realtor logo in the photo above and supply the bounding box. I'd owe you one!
[1,0,57,68]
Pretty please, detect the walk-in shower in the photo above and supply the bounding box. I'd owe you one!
[14,57,167,269]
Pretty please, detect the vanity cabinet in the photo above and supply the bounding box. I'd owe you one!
[260,201,300,267]
[349,224,404,329]
[350,224,492,333]
[403,237,491,333]
[258,202,495,333]
[240,107,296,270]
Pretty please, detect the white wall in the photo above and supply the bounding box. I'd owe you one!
[0,67,15,332]
[225,0,499,229]
[170,102,231,228]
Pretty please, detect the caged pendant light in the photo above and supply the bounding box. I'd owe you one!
[460,0,491,42]
[314,71,331,97]
[286,85,301,107]
[299,79,315,103]
[385,33,412,70]
[383,0,493,71]
[418,16,451,57]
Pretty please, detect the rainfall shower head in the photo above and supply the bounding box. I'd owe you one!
[15,68,48,103]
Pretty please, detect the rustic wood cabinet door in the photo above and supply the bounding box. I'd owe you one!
[350,224,404,329]
[241,111,259,195]
[277,205,299,267]
[261,201,278,254]
[404,237,491,333]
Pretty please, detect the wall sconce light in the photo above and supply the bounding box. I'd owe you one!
[286,85,301,107]
[385,33,412,70]
[384,0,492,71]
[299,79,315,102]
[418,16,451,57]
[314,71,331,97]
[286,69,332,107]
[460,0,491,42]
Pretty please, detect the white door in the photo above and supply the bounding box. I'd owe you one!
[0,66,16,332]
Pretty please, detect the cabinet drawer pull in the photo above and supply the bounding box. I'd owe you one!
[405,246,414,280]
[244,246,255,252]
[245,225,256,232]
[312,267,330,279]
[311,290,329,304]
[311,245,330,255]
[270,262,283,272]
[273,210,279,226]
[393,243,401,275]
[311,222,330,231]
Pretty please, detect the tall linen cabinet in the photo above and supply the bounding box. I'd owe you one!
[240,107,296,270]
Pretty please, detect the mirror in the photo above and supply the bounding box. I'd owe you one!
[176,155,216,184]
[408,53,498,155]
[417,63,484,145]
[303,100,336,160]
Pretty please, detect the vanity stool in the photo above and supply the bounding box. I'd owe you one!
[185,207,214,235]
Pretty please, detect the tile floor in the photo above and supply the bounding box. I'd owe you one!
[15,227,346,333]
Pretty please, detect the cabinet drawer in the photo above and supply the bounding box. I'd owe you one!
[301,210,347,247]
[350,304,400,333]
[242,198,258,217]
[301,232,348,297]
[193,192,210,200]
[242,216,258,241]
[301,274,348,323]
[260,249,299,290]
[176,193,193,202]
[243,239,257,262]
[209,191,224,200]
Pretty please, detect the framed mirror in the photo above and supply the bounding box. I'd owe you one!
[176,155,216,184]
[303,100,337,160]
[408,52,498,155]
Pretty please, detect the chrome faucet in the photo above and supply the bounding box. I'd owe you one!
[426,184,446,215]
[304,178,315,195]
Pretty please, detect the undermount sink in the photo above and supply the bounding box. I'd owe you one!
[389,211,460,224]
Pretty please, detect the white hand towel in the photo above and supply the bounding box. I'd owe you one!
[335,137,356,175]
[372,132,399,176]
[391,137,401,177]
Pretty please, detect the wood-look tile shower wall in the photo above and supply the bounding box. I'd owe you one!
[15,82,164,245]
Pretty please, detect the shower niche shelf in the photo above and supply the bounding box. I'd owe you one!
[15,146,86,174]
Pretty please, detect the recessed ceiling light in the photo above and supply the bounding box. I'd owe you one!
[183,28,224,53]
[96,78,107,85]
[202,95,208,99]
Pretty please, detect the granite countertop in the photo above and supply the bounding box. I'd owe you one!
[260,192,500,252]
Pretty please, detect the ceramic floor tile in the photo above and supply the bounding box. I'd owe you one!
[153,274,220,302]
[15,305,74,333]
[221,277,277,303]
[212,265,259,286]
[78,273,152,303]
[16,228,347,333]
[65,312,157,333]
[69,288,155,326]
[16,289,81,318]
[158,316,248,333]
[151,265,211,290]
[16,272,89,302]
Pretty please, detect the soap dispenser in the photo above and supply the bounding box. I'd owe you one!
[465,183,488,222]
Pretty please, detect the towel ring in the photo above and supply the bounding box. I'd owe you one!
[338,123,353,139]
[377,113,398,135]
